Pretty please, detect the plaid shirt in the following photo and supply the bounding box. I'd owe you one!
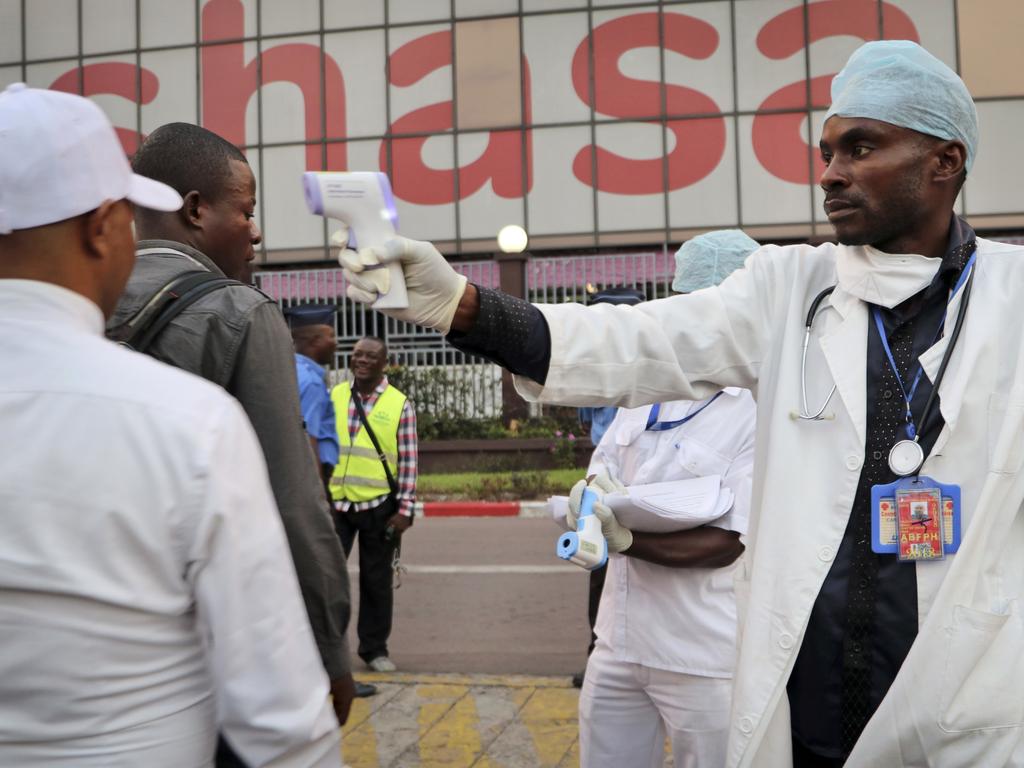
[335,376,417,517]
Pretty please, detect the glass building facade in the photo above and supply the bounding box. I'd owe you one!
[1,0,1021,268]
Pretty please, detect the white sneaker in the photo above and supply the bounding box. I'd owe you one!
[367,656,397,672]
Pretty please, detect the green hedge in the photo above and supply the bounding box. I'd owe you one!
[418,468,584,502]
[385,364,583,443]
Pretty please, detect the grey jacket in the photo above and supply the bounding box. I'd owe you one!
[109,240,352,680]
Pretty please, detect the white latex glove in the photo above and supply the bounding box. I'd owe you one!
[334,227,468,334]
[566,473,632,552]
[590,472,626,496]
[592,500,633,554]
[566,478,588,530]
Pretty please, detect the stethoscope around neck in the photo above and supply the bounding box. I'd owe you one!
[793,254,977,429]
[794,286,838,420]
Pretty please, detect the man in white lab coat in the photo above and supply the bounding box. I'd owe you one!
[568,231,758,768]
[340,41,1024,768]
[0,85,341,767]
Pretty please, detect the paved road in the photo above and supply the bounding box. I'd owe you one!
[338,516,677,767]
[338,517,591,767]
[347,517,592,677]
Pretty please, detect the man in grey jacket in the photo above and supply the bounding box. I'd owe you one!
[109,123,360,757]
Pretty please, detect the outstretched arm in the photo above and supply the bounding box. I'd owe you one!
[342,235,781,404]
[341,239,553,382]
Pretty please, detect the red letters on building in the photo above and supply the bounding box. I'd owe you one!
[41,2,938,213]
[752,0,918,185]
[385,30,532,205]
[200,0,347,170]
[570,12,726,194]
[50,63,158,154]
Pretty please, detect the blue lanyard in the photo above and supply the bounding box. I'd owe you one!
[871,252,977,440]
[645,391,723,432]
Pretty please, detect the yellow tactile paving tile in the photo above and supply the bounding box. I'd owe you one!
[337,674,580,768]
[361,672,575,689]
[417,685,483,765]
[518,688,581,767]
[341,704,379,767]
[556,738,581,768]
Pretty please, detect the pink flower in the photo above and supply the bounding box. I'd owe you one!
[568,433,576,441]
[554,430,563,438]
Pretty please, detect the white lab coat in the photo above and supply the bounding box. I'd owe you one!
[516,237,1024,767]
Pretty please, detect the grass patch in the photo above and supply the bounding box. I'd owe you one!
[418,468,584,502]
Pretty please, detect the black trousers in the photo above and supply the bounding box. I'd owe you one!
[334,498,398,663]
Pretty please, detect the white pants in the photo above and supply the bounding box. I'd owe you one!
[578,645,731,768]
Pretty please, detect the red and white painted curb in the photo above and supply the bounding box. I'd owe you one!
[415,501,549,518]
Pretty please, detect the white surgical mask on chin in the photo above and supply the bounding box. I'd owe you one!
[835,244,941,309]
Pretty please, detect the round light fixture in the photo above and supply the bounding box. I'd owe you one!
[497,224,529,253]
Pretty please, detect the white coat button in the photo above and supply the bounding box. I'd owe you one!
[778,632,794,650]
[846,455,862,471]
[739,716,754,734]
[818,545,834,562]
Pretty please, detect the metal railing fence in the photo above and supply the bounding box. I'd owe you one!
[526,249,674,305]
[256,260,503,420]
[257,249,673,421]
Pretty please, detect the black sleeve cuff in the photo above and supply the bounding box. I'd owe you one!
[447,285,551,385]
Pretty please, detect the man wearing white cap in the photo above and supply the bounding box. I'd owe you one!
[340,41,1024,767]
[568,230,758,768]
[0,84,341,767]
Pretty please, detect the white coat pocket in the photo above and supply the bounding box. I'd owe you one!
[938,603,1024,733]
[987,393,1024,475]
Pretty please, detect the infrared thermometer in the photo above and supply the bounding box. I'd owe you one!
[302,171,409,310]
[556,488,608,571]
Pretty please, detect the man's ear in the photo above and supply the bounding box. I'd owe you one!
[182,190,204,229]
[82,199,124,260]
[933,140,967,186]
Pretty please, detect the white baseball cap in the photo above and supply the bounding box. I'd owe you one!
[0,83,182,235]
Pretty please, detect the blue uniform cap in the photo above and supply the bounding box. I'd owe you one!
[672,229,759,293]
[824,40,978,172]
[284,303,336,329]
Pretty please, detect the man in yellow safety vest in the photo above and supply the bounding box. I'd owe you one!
[330,336,417,673]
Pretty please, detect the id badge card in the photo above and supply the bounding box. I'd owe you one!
[894,486,943,561]
[871,476,962,558]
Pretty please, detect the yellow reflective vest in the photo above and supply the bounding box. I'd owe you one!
[329,382,406,503]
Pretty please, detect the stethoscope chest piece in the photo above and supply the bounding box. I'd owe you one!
[889,439,925,477]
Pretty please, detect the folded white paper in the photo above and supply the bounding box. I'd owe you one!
[549,475,733,534]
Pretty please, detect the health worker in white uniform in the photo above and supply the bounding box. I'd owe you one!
[569,231,759,768]
[339,40,1024,768]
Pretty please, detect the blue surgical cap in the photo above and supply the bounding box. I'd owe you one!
[825,40,978,172]
[672,230,759,293]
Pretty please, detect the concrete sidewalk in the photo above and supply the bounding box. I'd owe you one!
[341,673,580,768]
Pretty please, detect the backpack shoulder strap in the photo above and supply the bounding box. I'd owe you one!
[109,270,240,353]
